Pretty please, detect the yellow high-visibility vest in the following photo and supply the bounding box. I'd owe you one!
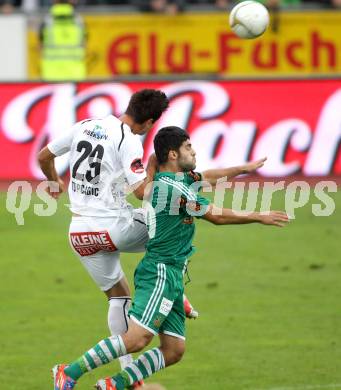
[41,4,86,81]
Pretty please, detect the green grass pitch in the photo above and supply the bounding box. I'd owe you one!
[0,187,340,390]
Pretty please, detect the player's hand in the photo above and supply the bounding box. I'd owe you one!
[241,157,267,174]
[259,211,289,227]
[45,178,65,199]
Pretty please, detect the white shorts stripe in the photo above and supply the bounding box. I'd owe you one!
[141,264,166,324]
[130,315,158,335]
[142,264,166,325]
[141,264,162,323]
[162,330,186,341]
[142,264,166,324]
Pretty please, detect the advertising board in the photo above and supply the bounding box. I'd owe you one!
[0,80,340,179]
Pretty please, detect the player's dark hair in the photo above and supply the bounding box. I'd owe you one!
[125,89,169,124]
[154,126,189,165]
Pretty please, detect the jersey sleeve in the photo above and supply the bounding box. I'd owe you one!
[47,125,77,156]
[118,133,147,186]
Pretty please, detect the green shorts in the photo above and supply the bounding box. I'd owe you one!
[129,257,186,340]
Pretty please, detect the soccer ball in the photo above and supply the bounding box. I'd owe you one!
[229,1,270,39]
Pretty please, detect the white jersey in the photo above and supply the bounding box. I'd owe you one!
[47,115,146,217]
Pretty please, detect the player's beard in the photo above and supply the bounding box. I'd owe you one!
[178,153,196,172]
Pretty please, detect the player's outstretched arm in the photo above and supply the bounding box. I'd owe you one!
[201,157,266,186]
[38,146,65,199]
[202,204,289,227]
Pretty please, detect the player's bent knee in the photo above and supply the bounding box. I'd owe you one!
[133,334,153,352]
[173,343,185,363]
[161,343,185,366]
[122,322,154,353]
[123,337,149,353]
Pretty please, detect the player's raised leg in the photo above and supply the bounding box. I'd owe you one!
[69,216,137,370]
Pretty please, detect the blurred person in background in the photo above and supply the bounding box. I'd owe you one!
[0,0,20,13]
[330,0,341,7]
[143,385,166,390]
[135,0,186,14]
[197,0,335,12]
[262,0,301,8]
[39,0,87,81]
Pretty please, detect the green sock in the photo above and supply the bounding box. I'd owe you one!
[64,335,126,381]
[111,348,165,389]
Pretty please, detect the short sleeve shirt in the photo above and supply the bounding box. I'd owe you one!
[47,115,146,217]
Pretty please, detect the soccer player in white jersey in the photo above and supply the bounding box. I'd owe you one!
[38,89,169,387]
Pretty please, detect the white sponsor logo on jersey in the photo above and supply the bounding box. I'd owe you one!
[159,297,174,316]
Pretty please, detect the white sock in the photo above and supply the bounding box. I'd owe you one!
[107,297,134,369]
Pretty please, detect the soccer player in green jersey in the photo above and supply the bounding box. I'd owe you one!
[53,126,288,390]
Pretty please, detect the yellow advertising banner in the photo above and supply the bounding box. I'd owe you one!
[28,11,341,78]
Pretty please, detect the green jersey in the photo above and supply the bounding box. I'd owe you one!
[145,171,210,265]
[129,171,210,338]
